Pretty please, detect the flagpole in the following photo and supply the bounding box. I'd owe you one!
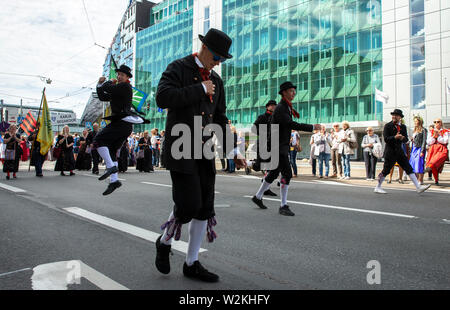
[445,77,448,117]
[28,88,46,172]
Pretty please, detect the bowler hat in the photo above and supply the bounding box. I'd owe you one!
[390,109,404,118]
[279,81,297,95]
[115,65,133,78]
[265,100,277,108]
[199,28,233,59]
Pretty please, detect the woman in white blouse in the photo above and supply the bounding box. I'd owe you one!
[425,118,449,185]
[313,125,333,178]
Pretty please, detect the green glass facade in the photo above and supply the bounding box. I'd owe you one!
[223,0,383,126]
[135,1,194,131]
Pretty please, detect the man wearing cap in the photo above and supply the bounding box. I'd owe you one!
[251,81,321,216]
[95,64,148,195]
[374,109,431,194]
[154,28,241,282]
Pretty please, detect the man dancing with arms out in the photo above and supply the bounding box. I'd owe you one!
[374,109,430,194]
[251,81,321,215]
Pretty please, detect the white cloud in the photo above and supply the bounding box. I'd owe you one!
[0,0,131,118]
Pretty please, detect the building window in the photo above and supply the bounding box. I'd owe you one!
[261,30,268,46]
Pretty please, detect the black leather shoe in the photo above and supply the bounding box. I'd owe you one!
[264,189,277,196]
[251,196,267,209]
[245,167,251,175]
[92,170,99,175]
[70,172,76,176]
[155,235,171,274]
[279,205,295,216]
[183,261,219,283]
[60,172,65,176]
[102,181,122,196]
[98,166,118,181]
[36,174,43,177]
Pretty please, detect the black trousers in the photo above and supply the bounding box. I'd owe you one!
[381,150,413,177]
[93,121,132,161]
[91,149,100,173]
[170,159,215,224]
[363,151,378,179]
[265,153,292,185]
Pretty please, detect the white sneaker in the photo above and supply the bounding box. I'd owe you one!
[344,176,350,180]
[417,184,431,194]
[374,187,387,194]
[366,178,371,181]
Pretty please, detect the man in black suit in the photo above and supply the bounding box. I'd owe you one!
[86,123,100,175]
[95,65,147,195]
[374,109,430,194]
[154,28,243,282]
[251,82,320,216]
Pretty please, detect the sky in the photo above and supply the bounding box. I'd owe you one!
[0,0,160,119]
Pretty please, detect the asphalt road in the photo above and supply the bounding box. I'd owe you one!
[0,167,449,290]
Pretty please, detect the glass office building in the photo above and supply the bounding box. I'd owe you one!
[135,0,383,130]
[135,0,194,132]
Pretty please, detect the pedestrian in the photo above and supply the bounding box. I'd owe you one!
[309,130,318,177]
[425,118,449,186]
[251,81,320,216]
[28,122,45,178]
[75,129,92,171]
[227,126,237,173]
[136,130,153,172]
[54,125,76,176]
[338,121,356,180]
[313,125,332,178]
[160,130,166,168]
[330,123,342,178]
[154,28,240,282]
[409,116,427,185]
[151,128,160,168]
[426,125,434,181]
[86,123,100,175]
[374,109,430,194]
[2,125,22,180]
[0,133,5,165]
[20,136,29,161]
[118,140,129,173]
[94,65,148,195]
[73,133,80,161]
[361,127,381,181]
[289,130,301,177]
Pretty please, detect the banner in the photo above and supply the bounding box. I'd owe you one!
[37,91,53,155]
[375,88,389,105]
[50,112,77,125]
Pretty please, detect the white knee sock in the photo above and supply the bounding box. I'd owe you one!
[97,146,114,168]
[255,180,271,199]
[280,184,289,206]
[408,174,421,189]
[161,211,175,245]
[110,161,118,183]
[186,219,207,266]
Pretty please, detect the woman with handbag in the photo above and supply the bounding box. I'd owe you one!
[2,125,22,180]
[54,125,76,176]
[338,121,357,180]
[136,130,153,172]
[362,127,381,181]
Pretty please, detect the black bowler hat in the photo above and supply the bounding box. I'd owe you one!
[199,28,233,59]
[115,65,133,78]
[390,109,404,118]
[278,81,297,95]
[265,100,277,108]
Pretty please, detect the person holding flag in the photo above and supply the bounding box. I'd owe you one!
[95,64,149,195]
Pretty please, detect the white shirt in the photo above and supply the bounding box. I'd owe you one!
[195,56,209,94]
[427,129,449,146]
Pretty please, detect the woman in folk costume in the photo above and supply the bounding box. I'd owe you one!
[2,125,22,179]
[425,118,449,186]
[409,115,427,185]
[20,136,30,161]
[54,125,76,176]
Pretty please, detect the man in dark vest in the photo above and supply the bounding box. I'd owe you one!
[28,121,45,177]
[95,64,148,195]
[86,123,100,174]
[154,28,242,282]
[251,81,320,216]
[247,100,278,196]
[374,109,430,194]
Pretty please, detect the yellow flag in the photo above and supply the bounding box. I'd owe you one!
[37,91,53,155]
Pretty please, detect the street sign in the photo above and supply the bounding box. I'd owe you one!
[85,122,93,130]
[100,121,107,128]
[50,112,77,126]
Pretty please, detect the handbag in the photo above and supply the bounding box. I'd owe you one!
[52,146,62,159]
[5,149,15,161]
[137,149,145,159]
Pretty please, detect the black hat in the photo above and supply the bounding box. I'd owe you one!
[279,81,297,95]
[115,65,133,78]
[390,109,404,118]
[199,28,233,59]
[265,100,277,108]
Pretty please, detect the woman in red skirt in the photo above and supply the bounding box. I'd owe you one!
[426,118,449,185]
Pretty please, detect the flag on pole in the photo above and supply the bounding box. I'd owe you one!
[375,88,389,105]
[109,56,148,113]
[37,91,53,155]
[19,110,37,136]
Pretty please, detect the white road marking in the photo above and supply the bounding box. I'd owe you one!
[0,183,27,193]
[63,207,207,254]
[31,260,128,290]
[442,219,450,225]
[82,173,126,181]
[215,204,231,208]
[315,180,350,186]
[243,196,418,219]
[142,182,220,194]
[0,268,32,278]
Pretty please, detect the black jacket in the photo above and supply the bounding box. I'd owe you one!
[97,81,134,122]
[270,99,313,155]
[383,121,408,155]
[86,130,98,146]
[156,54,228,174]
[252,111,272,136]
